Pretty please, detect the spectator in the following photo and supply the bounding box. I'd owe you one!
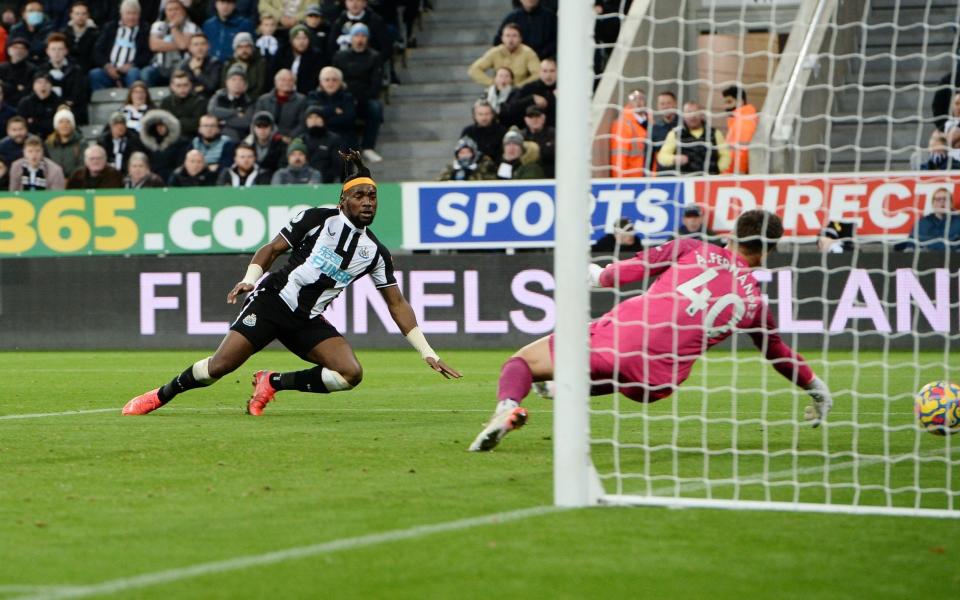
[0,159,7,190]
[9,134,65,191]
[243,110,287,172]
[270,137,321,184]
[609,89,649,178]
[90,0,152,91]
[495,128,544,179]
[17,73,59,139]
[168,147,215,185]
[502,56,556,127]
[97,111,146,173]
[0,37,34,106]
[817,221,854,254]
[220,31,267,97]
[208,64,254,140]
[933,67,960,132]
[942,92,960,146]
[438,136,495,181]
[460,99,506,163]
[494,0,557,60]
[307,66,357,149]
[61,1,98,72]
[332,22,383,162]
[160,69,206,140]
[216,142,270,186]
[301,107,343,182]
[468,23,540,88]
[521,105,555,177]
[44,108,84,175]
[123,81,154,132]
[36,32,88,124]
[0,87,16,132]
[191,113,235,174]
[328,0,392,70]
[274,24,325,94]
[7,1,55,63]
[176,33,221,97]
[594,0,632,75]
[484,66,522,128]
[722,85,757,174]
[657,101,730,176]
[203,0,254,62]
[142,0,199,86]
[253,68,308,142]
[592,218,642,253]
[254,14,280,63]
[67,143,124,188]
[676,204,723,245]
[302,5,328,52]
[0,116,28,165]
[259,0,308,29]
[649,90,678,171]
[124,150,165,187]
[140,108,189,180]
[902,187,960,251]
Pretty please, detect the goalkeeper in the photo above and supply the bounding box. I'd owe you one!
[470,210,832,452]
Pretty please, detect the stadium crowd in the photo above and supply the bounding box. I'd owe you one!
[0,0,426,190]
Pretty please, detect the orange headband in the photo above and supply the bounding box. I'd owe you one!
[342,177,377,192]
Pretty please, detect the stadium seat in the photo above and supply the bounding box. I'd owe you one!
[150,87,171,101]
[89,103,124,125]
[80,124,104,141]
[90,88,128,104]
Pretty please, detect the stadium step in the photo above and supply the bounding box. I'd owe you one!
[379,119,464,142]
[402,63,477,84]
[373,156,448,183]
[406,44,491,65]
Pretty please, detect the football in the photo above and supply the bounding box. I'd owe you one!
[914,381,960,436]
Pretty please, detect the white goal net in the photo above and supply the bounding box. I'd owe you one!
[554,0,960,518]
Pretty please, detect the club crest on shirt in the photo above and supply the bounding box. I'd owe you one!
[358,245,372,259]
[243,313,257,327]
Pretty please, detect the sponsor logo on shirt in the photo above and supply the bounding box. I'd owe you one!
[310,245,353,284]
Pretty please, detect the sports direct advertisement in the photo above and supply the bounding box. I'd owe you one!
[402,173,960,250]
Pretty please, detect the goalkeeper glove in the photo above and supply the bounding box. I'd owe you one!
[588,263,604,287]
[803,376,833,428]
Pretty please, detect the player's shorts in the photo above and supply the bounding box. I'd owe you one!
[230,290,342,360]
[547,320,674,404]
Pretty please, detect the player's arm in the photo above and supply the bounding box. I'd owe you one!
[227,234,291,304]
[748,306,833,427]
[379,285,462,379]
[591,238,696,288]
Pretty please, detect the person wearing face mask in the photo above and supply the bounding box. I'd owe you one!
[301,107,343,183]
[7,1,54,63]
[438,136,495,181]
[609,89,651,178]
[721,85,757,174]
[0,37,35,106]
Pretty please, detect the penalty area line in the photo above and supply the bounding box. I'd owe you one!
[0,409,115,421]
[14,505,564,600]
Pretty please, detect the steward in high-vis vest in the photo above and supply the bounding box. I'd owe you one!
[609,89,651,178]
[722,85,758,174]
[657,101,731,176]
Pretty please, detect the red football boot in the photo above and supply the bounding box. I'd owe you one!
[122,388,163,415]
[247,371,277,416]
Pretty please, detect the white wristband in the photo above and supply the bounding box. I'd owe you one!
[241,263,264,286]
[405,326,439,361]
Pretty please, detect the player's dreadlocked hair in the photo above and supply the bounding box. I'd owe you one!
[339,149,373,184]
[735,209,783,254]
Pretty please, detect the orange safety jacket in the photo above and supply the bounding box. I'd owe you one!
[610,109,648,178]
[724,103,758,174]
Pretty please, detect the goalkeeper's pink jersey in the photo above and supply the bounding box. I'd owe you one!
[592,238,813,398]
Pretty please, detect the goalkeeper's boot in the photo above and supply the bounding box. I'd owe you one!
[468,400,528,452]
[533,381,555,399]
[247,370,277,416]
[122,388,163,415]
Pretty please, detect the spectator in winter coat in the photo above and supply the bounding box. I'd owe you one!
[36,32,88,125]
[0,116,28,166]
[45,109,84,176]
[593,218,643,254]
[191,113,236,174]
[177,33,222,97]
[302,5,329,54]
[9,135,65,191]
[142,0,200,86]
[461,100,507,163]
[328,0,392,69]
[273,24,325,94]
[501,56,556,127]
[0,86,17,134]
[67,144,124,189]
[301,107,343,183]
[438,137,495,181]
[6,1,55,62]
[469,23,540,87]
[140,108,191,180]
[203,0,254,61]
[657,101,731,176]
[208,64,255,140]
[216,142,271,186]
[495,128,544,180]
[332,22,383,162]
[649,90,678,171]
[124,151,166,187]
[484,67,522,129]
[218,33,266,98]
[17,73,60,139]
[0,37,35,106]
[168,148,216,186]
[61,1,99,72]
[254,68,308,141]
[494,0,557,60]
[270,138,321,184]
[259,0,308,29]
[307,66,358,149]
[244,110,288,172]
[160,69,207,140]
[97,111,148,173]
[921,130,960,171]
[521,105,555,177]
[901,188,960,252]
[90,0,152,91]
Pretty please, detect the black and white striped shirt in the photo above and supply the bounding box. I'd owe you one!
[110,25,140,66]
[262,208,396,319]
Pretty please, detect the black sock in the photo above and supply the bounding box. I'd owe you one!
[157,366,206,404]
[270,367,329,393]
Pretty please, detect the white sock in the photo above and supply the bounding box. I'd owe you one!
[321,368,353,392]
[497,399,519,412]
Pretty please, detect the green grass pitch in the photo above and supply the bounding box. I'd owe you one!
[1,349,958,599]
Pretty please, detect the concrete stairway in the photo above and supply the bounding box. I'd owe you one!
[375,0,507,182]
[821,0,960,172]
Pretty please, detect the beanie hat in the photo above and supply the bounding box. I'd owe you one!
[232,32,254,50]
[502,128,524,148]
[454,136,478,157]
[226,63,247,81]
[53,108,76,129]
[289,24,310,42]
[287,138,308,157]
[349,23,370,38]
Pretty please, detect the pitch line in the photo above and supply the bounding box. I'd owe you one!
[0,409,115,421]
[14,505,563,600]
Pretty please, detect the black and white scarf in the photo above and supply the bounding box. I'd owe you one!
[20,162,48,190]
[110,25,139,66]
[228,165,260,187]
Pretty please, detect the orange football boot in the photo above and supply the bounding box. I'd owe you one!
[122,388,163,415]
[247,371,277,416]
